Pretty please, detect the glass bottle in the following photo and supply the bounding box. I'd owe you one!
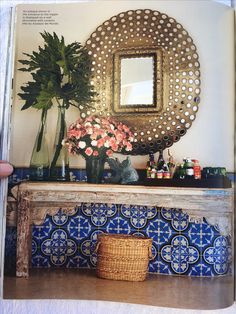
[193,159,201,179]
[163,162,170,179]
[157,150,165,171]
[146,153,155,178]
[49,106,69,181]
[29,109,49,181]
[178,164,185,179]
[183,158,194,178]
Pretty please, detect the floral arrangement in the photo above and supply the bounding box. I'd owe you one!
[64,115,134,158]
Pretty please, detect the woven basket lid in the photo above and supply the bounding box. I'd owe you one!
[97,233,152,242]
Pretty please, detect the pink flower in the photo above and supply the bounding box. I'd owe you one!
[109,137,118,151]
[68,129,81,139]
[104,139,110,148]
[125,142,132,151]
[85,116,93,122]
[106,149,113,157]
[111,143,118,151]
[123,125,130,133]
[65,115,134,157]
[86,127,93,135]
[85,147,93,156]
[114,130,124,143]
[97,138,105,148]
[90,132,98,140]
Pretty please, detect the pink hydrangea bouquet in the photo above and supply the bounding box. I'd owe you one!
[64,115,134,158]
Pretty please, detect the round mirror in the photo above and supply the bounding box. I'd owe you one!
[84,9,201,155]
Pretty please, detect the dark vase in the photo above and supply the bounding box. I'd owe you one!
[85,156,106,183]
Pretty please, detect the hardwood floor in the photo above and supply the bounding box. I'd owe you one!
[3,269,234,310]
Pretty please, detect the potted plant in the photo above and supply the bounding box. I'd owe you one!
[18,31,96,180]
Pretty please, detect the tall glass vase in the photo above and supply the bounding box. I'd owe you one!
[49,106,69,181]
[29,109,49,181]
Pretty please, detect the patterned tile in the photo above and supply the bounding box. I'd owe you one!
[106,216,131,234]
[185,220,221,254]
[32,253,51,268]
[187,257,215,277]
[161,235,200,275]
[203,236,231,275]
[69,169,80,181]
[120,204,157,230]
[41,229,77,267]
[81,203,118,228]
[51,209,70,227]
[148,244,159,273]
[158,255,174,275]
[80,229,104,268]
[146,216,173,251]
[67,208,92,241]
[32,216,53,241]
[161,207,189,232]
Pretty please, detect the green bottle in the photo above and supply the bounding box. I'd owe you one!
[178,164,185,179]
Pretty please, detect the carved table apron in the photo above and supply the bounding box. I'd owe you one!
[11,182,234,278]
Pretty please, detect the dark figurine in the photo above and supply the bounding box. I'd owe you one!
[106,157,139,184]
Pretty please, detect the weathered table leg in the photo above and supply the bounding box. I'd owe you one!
[16,191,31,277]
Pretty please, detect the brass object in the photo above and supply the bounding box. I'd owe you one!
[85,9,201,155]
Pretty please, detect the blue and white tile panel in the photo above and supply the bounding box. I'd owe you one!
[30,205,231,277]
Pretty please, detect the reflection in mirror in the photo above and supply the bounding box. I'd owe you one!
[120,57,154,106]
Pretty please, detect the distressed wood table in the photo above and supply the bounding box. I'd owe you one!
[11,182,234,278]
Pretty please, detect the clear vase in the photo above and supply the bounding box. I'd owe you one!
[85,156,106,183]
[49,106,69,181]
[29,109,49,181]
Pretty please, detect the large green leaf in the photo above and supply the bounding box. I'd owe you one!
[18,31,96,112]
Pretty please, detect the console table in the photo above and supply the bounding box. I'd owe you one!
[11,182,234,277]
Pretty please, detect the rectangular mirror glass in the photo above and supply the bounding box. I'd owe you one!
[112,47,163,114]
[120,56,154,106]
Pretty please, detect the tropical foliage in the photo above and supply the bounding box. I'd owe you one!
[18,31,96,112]
[18,32,96,171]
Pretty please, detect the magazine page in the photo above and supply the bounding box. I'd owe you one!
[2,0,235,311]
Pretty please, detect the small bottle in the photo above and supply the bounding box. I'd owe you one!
[146,153,155,178]
[167,149,176,178]
[150,167,157,178]
[178,164,185,179]
[193,159,201,179]
[157,170,163,179]
[157,150,165,171]
[184,158,194,178]
[163,163,170,179]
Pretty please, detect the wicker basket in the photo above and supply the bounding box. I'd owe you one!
[95,233,153,282]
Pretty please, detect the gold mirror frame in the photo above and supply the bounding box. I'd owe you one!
[85,9,201,155]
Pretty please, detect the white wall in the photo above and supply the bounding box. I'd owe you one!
[8,0,235,171]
